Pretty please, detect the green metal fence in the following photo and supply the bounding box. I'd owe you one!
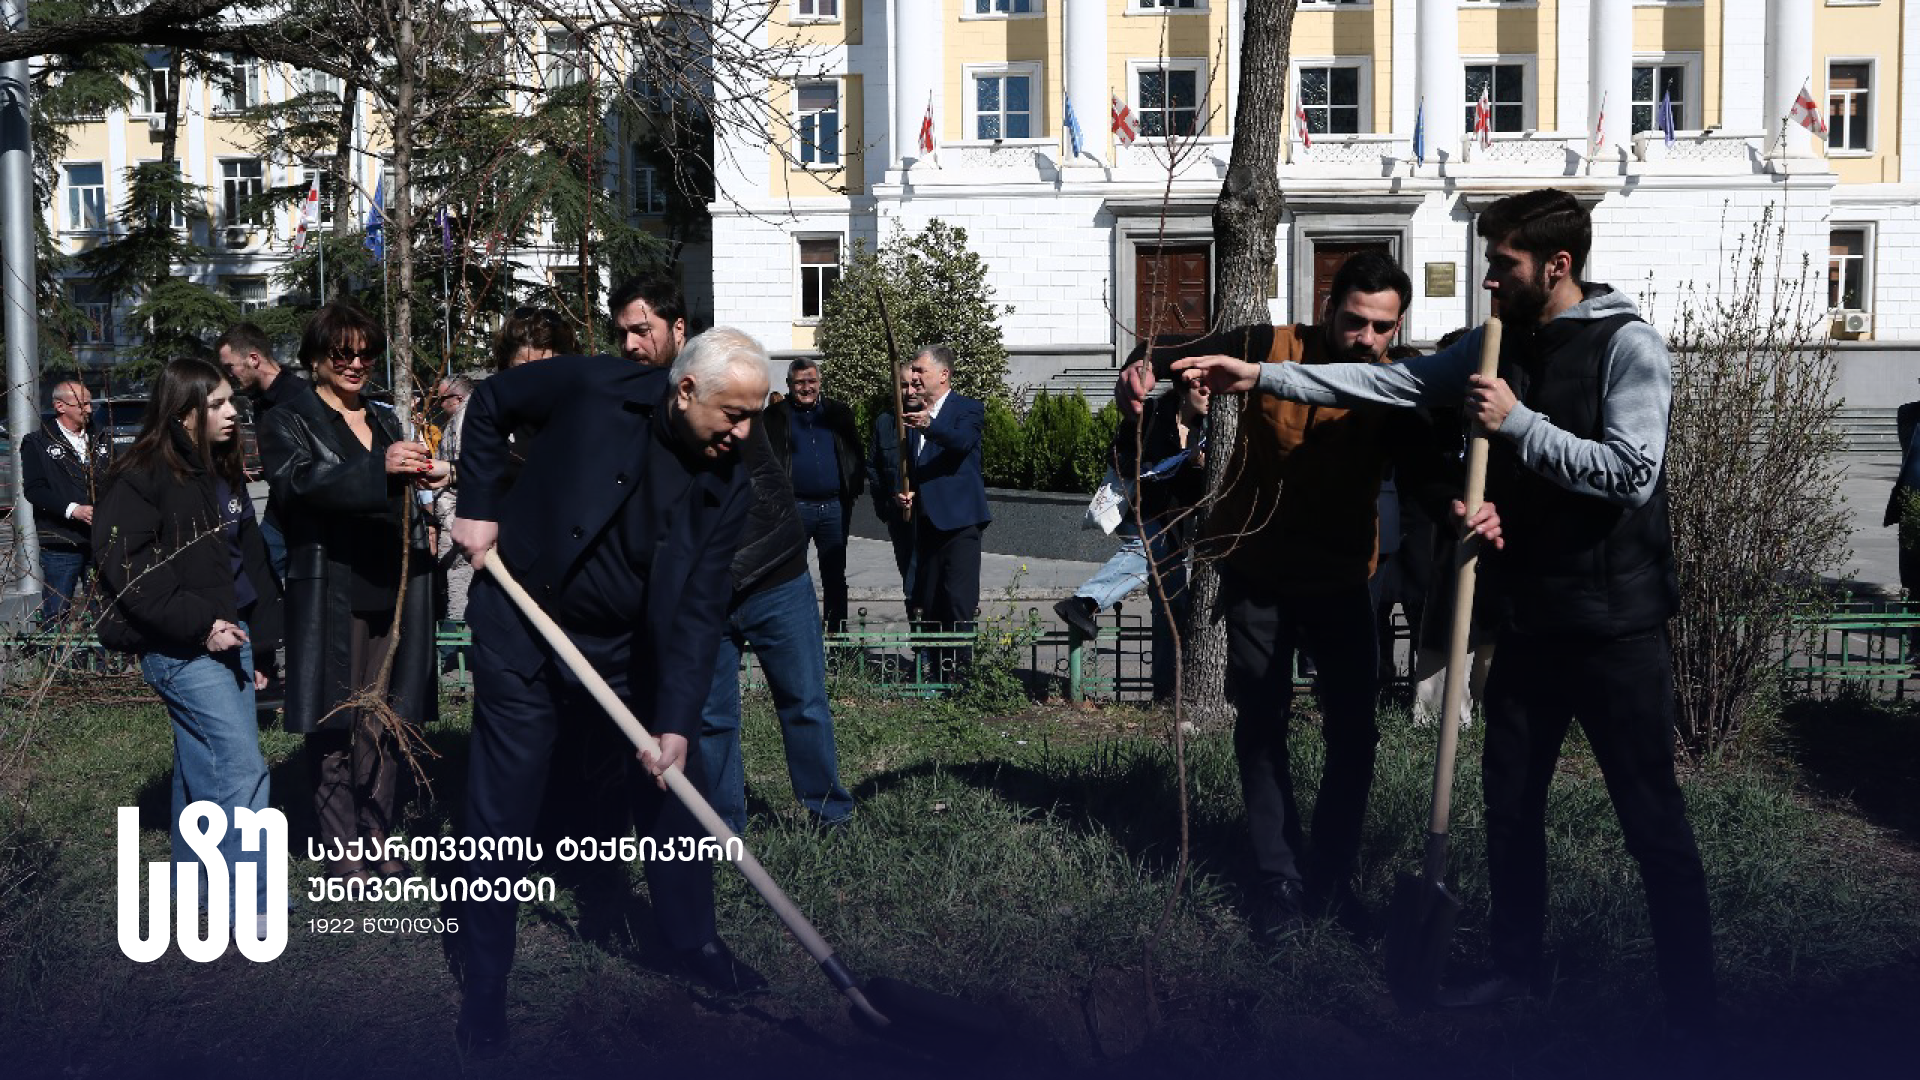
[8,601,1917,703]
[1779,596,1920,702]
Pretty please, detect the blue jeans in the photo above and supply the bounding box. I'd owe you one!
[699,570,854,832]
[141,632,271,915]
[1076,524,1150,611]
[38,546,88,624]
[1077,519,1188,698]
[795,498,849,631]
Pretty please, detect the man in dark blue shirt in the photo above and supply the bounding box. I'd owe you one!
[762,358,865,632]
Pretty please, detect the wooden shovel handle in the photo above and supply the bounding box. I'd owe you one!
[478,548,889,1026]
[1427,317,1503,854]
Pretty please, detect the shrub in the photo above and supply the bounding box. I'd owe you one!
[981,396,1025,488]
[816,219,1012,419]
[1661,204,1852,763]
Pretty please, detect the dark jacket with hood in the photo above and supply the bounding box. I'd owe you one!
[259,388,436,734]
[93,426,284,657]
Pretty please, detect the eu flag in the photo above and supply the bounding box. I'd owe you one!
[364,173,386,264]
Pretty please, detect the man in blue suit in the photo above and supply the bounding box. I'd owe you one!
[448,328,770,1054]
[896,345,991,676]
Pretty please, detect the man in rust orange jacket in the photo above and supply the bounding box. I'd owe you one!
[1120,251,1496,944]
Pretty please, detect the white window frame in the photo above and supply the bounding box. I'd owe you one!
[1129,0,1207,12]
[302,68,344,100]
[1127,58,1209,141]
[1826,57,1875,157]
[1630,53,1702,136]
[546,28,590,90]
[962,0,1043,19]
[135,53,171,116]
[1828,224,1874,313]
[794,233,843,324]
[223,276,272,314]
[1298,1,1371,7]
[1462,55,1537,134]
[794,78,843,168]
[792,0,841,22]
[216,53,262,113]
[135,160,190,229]
[62,161,108,233]
[963,62,1043,143]
[632,153,668,215]
[220,157,266,248]
[69,281,115,346]
[1290,57,1373,137]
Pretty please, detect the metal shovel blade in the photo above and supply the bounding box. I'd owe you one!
[1384,869,1462,1012]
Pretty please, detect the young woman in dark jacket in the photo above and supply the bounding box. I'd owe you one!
[259,303,441,880]
[94,357,283,925]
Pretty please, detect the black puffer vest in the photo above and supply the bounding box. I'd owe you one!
[1485,313,1679,637]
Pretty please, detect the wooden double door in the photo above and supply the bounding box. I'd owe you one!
[1135,238,1396,337]
[1135,244,1211,338]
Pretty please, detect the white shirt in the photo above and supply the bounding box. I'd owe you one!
[57,423,91,520]
[917,389,950,461]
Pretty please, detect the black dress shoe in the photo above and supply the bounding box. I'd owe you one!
[1053,597,1100,640]
[674,937,769,997]
[456,980,510,1057]
[1438,969,1530,1009]
[1252,879,1308,945]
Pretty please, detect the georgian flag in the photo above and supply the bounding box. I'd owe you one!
[1474,85,1493,150]
[1789,80,1828,136]
[1587,91,1608,160]
[295,174,320,251]
[1293,103,1312,152]
[918,92,936,156]
[1110,93,1136,147]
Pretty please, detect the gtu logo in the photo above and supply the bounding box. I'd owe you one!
[117,803,290,962]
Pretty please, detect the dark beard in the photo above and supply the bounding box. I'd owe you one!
[1499,267,1552,323]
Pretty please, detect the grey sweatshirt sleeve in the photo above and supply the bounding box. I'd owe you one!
[1255,320,1669,509]
[1254,329,1482,407]
[1498,321,1669,508]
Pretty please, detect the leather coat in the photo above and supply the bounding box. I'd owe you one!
[259,389,436,734]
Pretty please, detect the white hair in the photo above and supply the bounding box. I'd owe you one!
[669,327,770,400]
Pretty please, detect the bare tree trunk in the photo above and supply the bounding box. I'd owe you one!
[1180,0,1295,731]
[392,3,416,428]
[330,82,358,238]
[369,0,418,704]
[158,50,182,165]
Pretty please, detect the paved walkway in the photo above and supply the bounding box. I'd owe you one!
[245,452,1908,637]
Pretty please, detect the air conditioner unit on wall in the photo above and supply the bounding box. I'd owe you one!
[1842,311,1873,335]
[146,114,166,133]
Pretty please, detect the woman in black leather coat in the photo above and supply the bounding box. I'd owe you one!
[259,303,441,879]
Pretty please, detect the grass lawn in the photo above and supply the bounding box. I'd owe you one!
[1,671,1917,1079]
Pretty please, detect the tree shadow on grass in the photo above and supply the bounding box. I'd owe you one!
[1778,695,1920,848]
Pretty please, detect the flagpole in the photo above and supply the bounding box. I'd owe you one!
[318,232,327,306]
[435,207,450,376]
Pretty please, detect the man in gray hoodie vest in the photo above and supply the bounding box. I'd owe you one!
[1176,189,1715,1041]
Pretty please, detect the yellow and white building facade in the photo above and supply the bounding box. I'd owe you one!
[713,0,1917,406]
